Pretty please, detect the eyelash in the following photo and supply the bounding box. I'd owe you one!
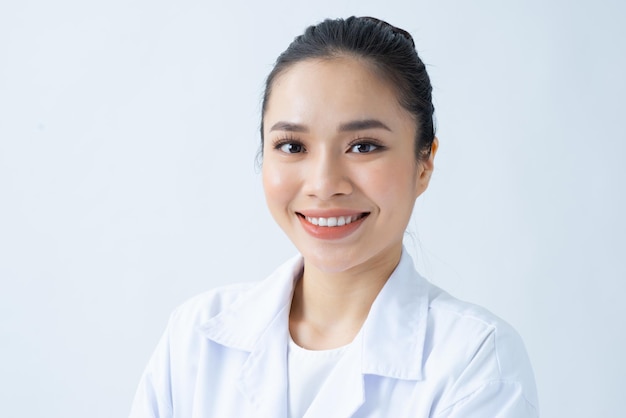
[271,137,386,154]
[272,136,305,154]
[347,138,385,154]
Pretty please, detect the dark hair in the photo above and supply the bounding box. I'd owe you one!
[260,16,436,162]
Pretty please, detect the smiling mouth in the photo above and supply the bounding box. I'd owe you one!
[297,213,369,227]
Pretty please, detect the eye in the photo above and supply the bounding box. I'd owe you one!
[349,142,379,153]
[276,142,305,154]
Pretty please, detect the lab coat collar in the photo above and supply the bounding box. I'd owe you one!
[198,247,428,381]
[361,249,428,380]
[198,254,302,351]
[198,255,303,416]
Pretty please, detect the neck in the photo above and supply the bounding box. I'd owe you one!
[289,245,402,350]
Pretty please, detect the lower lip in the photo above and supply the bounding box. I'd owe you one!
[297,214,368,240]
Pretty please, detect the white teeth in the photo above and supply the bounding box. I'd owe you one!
[304,214,362,227]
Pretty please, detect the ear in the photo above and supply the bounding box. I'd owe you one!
[414,137,438,198]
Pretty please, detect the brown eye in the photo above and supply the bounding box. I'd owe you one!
[277,142,304,153]
[349,143,379,153]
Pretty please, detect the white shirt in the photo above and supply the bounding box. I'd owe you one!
[288,337,349,418]
[129,249,539,417]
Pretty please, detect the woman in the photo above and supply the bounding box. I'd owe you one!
[130,17,539,417]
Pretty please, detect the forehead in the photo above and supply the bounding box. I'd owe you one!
[264,57,413,132]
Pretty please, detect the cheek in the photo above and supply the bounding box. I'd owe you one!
[262,163,296,211]
[358,160,420,207]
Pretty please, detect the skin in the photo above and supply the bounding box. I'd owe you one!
[262,56,438,350]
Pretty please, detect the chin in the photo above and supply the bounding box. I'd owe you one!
[300,245,369,274]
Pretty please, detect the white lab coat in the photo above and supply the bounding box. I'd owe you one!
[130,249,539,417]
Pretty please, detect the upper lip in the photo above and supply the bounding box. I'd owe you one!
[296,209,370,218]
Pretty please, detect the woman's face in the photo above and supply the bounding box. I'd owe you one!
[262,57,436,274]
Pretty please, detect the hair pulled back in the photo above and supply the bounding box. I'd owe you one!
[261,16,436,162]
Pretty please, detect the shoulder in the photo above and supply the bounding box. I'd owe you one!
[427,285,531,378]
[425,283,535,381]
[422,283,539,413]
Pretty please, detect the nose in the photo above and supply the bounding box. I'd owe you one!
[303,151,353,200]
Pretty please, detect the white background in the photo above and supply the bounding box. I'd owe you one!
[1,0,624,417]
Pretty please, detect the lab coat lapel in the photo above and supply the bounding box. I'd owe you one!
[361,249,427,381]
[303,334,365,418]
[199,254,304,418]
[236,303,290,418]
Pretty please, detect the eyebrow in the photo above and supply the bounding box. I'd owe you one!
[269,119,392,133]
[269,121,309,133]
[339,119,392,132]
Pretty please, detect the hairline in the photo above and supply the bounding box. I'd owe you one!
[262,52,420,135]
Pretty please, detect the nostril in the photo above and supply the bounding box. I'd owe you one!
[303,170,353,199]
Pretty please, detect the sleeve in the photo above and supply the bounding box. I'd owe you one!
[128,323,174,418]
